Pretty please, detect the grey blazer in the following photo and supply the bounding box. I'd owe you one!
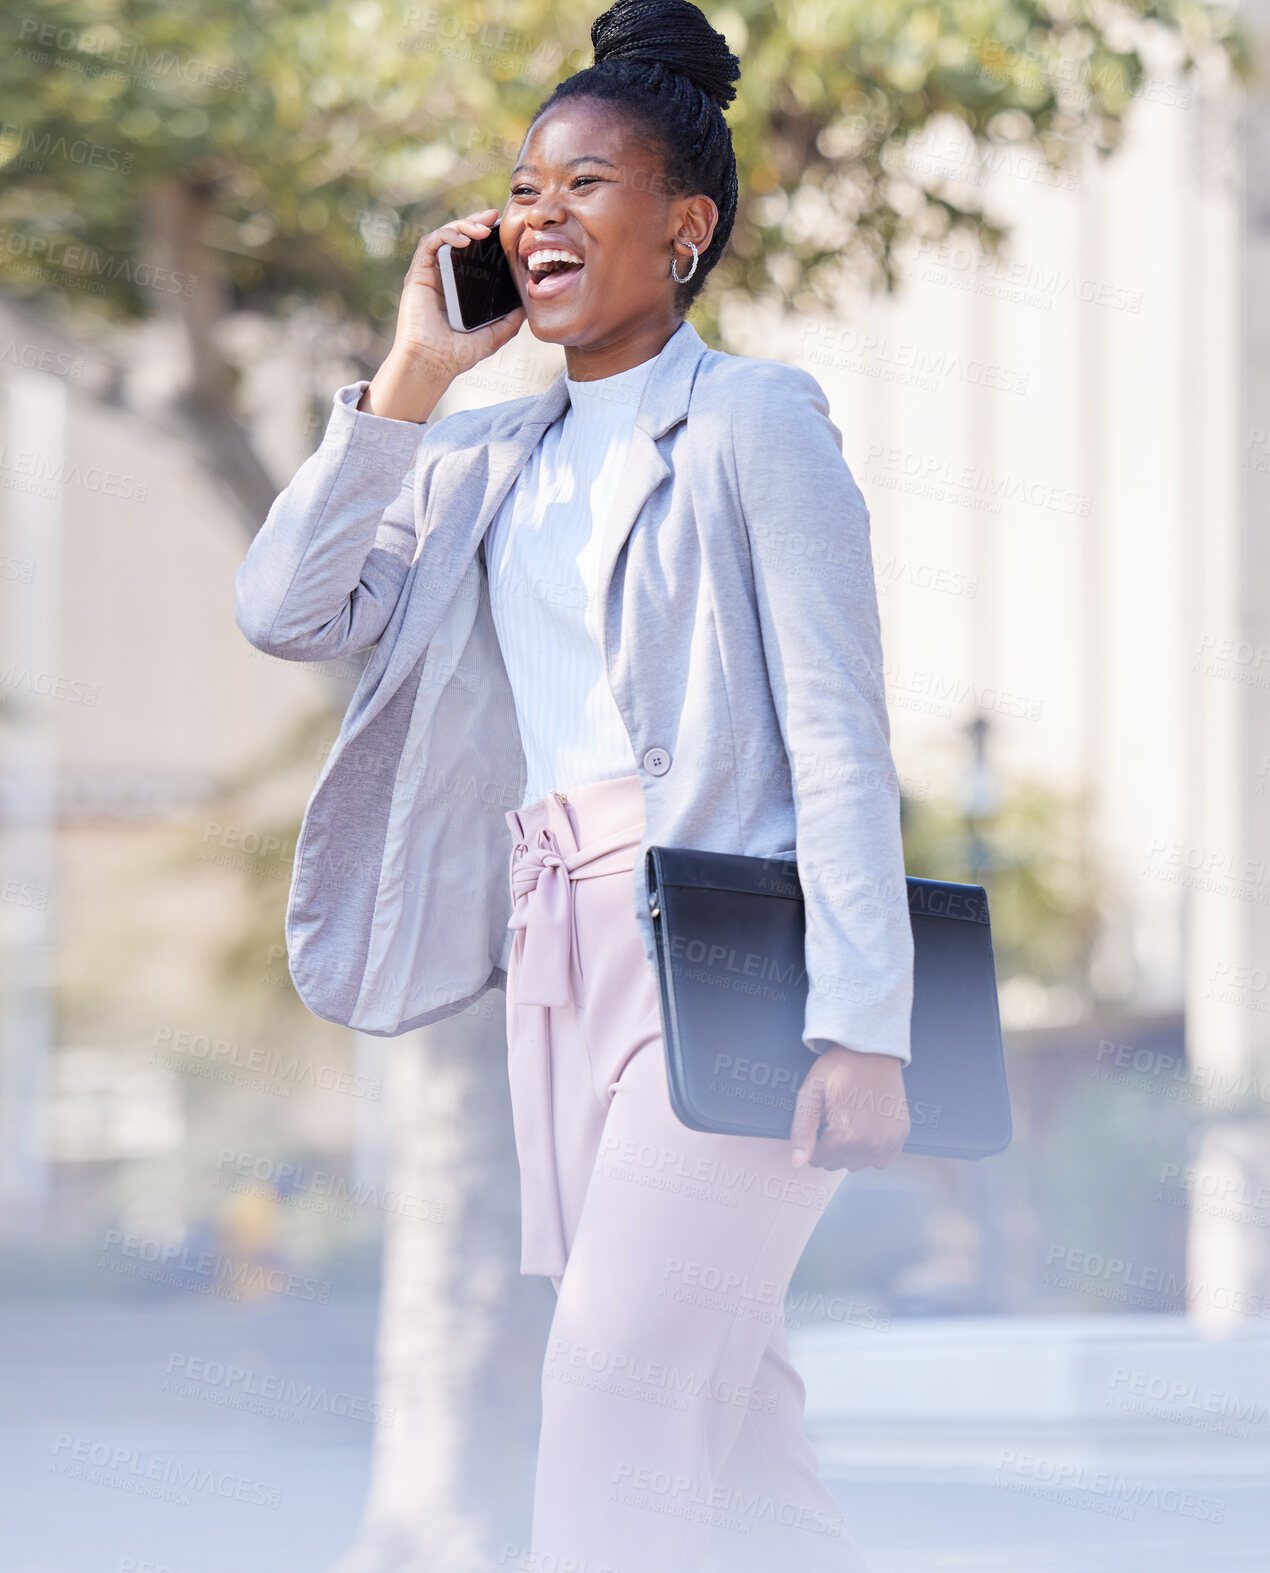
[234,318,914,1061]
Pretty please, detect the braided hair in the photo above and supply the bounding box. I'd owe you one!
[531,0,741,317]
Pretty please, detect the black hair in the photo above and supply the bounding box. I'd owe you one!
[530,0,741,317]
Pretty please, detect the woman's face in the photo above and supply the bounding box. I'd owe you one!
[499,97,716,358]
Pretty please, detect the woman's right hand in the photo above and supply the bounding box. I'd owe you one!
[359,207,526,423]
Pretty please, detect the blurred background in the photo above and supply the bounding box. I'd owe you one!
[2,0,1269,1568]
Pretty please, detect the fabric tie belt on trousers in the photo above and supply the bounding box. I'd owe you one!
[504,815,642,1007]
[503,790,645,1278]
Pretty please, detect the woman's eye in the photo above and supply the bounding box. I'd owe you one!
[509,176,601,196]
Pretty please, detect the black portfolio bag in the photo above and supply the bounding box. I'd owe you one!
[645,846,1012,1160]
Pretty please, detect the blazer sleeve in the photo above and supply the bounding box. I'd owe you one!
[728,361,914,1065]
[233,381,426,661]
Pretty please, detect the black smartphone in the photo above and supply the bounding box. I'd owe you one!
[437,222,522,333]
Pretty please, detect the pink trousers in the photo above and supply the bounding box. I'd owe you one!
[503,773,869,1573]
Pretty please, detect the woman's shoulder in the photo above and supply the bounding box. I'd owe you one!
[690,345,838,472]
[692,344,829,423]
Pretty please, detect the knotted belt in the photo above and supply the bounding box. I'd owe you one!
[505,820,641,1006]
[503,796,643,1278]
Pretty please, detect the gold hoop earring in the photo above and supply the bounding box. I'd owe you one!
[670,239,699,283]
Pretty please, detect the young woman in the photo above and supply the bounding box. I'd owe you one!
[236,1,915,1566]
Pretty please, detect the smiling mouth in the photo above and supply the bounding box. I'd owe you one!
[525,254,585,300]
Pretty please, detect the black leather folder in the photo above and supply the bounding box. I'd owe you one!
[645,846,1012,1159]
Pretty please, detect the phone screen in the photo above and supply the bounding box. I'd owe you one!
[449,223,522,330]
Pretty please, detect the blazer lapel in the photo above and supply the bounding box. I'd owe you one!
[366,374,570,711]
[591,319,708,655]
[364,318,709,716]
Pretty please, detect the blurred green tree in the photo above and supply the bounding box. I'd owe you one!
[901,774,1107,1003]
[0,0,1251,513]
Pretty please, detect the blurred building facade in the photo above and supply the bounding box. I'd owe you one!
[717,54,1267,1316]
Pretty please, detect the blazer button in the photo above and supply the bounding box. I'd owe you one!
[642,747,671,777]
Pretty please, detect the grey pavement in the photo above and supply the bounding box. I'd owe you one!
[3,1301,1268,1572]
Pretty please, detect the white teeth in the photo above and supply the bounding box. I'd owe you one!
[527,249,583,273]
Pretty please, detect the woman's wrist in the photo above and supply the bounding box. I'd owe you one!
[358,348,453,424]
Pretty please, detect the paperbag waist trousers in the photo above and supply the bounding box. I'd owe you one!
[502,772,869,1573]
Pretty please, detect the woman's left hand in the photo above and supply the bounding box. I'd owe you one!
[788,1045,911,1171]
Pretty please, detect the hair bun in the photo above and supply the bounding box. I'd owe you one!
[590,0,741,110]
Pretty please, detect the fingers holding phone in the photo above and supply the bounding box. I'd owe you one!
[399,209,524,362]
[360,208,526,423]
[435,216,524,340]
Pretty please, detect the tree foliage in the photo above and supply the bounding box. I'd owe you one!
[1,0,1252,351]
